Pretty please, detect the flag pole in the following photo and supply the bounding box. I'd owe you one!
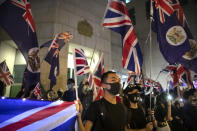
[73,49,79,100]
[149,0,153,110]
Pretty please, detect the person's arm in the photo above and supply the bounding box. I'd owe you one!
[76,99,95,131]
[85,120,93,131]
[167,101,173,121]
[125,122,153,131]
[77,113,85,131]
[76,100,86,131]
[125,127,147,131]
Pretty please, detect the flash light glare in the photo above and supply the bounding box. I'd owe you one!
[167,95,172,100]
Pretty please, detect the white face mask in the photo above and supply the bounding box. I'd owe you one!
[84,85,90,92]
[67,84,72,90]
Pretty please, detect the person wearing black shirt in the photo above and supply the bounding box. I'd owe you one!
[81,80,93,121]
[77,71,127,131]
[182,89,197,131]
[61,79,76,101]
[123,84,153,131]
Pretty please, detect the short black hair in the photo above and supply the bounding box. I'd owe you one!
[67,78,75,85]
[101,71,116,84]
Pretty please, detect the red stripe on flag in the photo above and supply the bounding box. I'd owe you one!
[110,1,130,18]
[75,49,85,58]
[102,20,131,26]
[0,68,11,86]
[76,59,86,65]
[159,0,174,15]
[1,102,74,130]
[122,29,136,67]
[94,78,101,87]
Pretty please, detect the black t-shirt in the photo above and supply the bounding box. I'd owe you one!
[127,107,147,129]
[61,89,76,102]
[86,98,127,131]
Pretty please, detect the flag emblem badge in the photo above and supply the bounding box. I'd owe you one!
[182,39,197,60]
[166,26,187,46]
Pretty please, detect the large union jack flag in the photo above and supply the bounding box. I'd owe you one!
[0,98,77,131]
[102,0,143,75]
[0,61,14,86]
[73,48,90,76]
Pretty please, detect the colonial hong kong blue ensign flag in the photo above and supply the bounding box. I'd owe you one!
[170,0,197,72]
[0,0,38,60]
[0,0,40,92]
[152,0,191,64]
[102,0,143,75]
[0,99,77,131]
[44,32,72,89]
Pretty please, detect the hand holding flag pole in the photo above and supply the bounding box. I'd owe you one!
[73,49,79,100]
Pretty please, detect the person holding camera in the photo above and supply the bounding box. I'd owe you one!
[123,84,154,131]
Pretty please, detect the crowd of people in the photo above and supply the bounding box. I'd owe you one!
[0,71,197,131]
[76,71,197,131]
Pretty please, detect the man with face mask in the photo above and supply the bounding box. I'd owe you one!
[77,71,127,131]
[61,78,76,101]
[123,84,153,131]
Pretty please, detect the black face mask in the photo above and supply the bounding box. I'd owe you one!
[128,93,140,103]
[105,82,120,95]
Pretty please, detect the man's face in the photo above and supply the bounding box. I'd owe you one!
[106,73,120,83]
[103,73,121,89]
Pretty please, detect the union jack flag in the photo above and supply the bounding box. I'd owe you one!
[127,71,138,84]
[176,64,192,88]
[92,53,104,101]
[73,48,90,76]
[163,64,192,88]
[0,61,14,86]
[0,98,77,131]
[33,83,41,100]
[145,78,151,88]
[102,0,143,75]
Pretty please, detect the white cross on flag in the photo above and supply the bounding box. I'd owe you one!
[33,83,41,99]
[0,61,14,86]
